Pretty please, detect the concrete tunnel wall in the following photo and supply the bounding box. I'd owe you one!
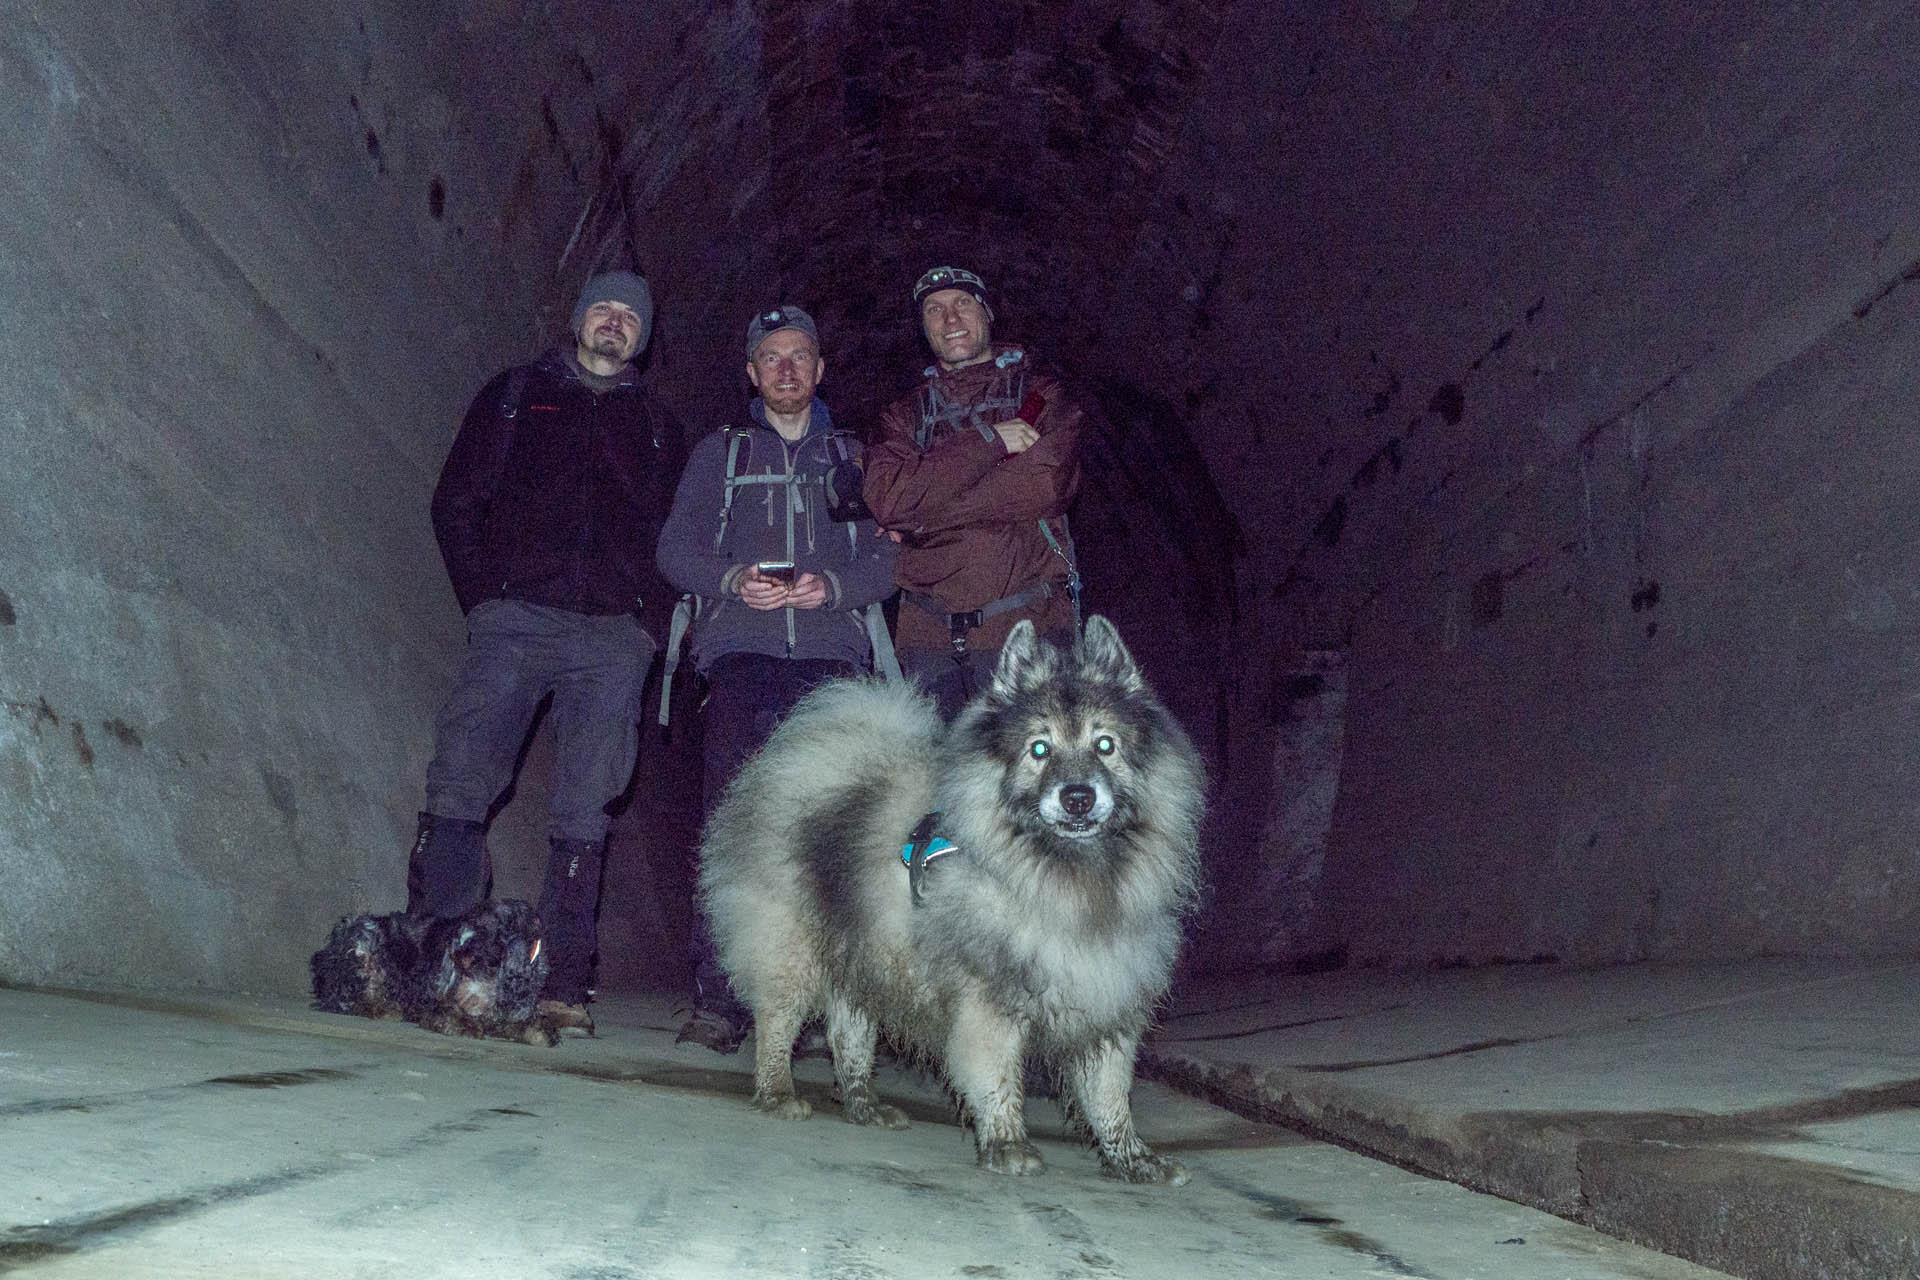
[0,1,557,991]
[1226,2,1920,968]
[3,0,1920,997]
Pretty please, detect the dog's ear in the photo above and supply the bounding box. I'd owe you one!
[991,619,1061,697]
[1078,615,1145,694]
[448,923,481,970]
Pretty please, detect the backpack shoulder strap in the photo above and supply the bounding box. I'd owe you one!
[829,430,865,464]
[914,384,937,452]
[715,425,748,550]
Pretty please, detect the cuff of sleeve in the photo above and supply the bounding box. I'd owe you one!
[719,564,747,596]
[822,569,843,609]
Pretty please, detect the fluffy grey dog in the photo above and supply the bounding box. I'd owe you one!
[699,615,1203,1183]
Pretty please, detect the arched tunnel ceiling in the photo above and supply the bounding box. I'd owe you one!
[493,0,1247,654]
[436,0,1916,726]
[544,0,1225,413]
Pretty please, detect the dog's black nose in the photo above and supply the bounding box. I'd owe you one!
[1059,784,1096,817]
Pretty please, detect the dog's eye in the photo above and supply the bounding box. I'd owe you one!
[1094,735,1116,756]
[1029,739,1050,760]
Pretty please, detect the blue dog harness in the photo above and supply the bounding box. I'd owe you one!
[901,811,958,906]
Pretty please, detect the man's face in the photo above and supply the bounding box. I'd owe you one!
[577,301,644,366]
[920,288,992,369]
[746,328,825,416]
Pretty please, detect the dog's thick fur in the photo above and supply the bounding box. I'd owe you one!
[699,616,1203,1182]
[310,898,559,1047]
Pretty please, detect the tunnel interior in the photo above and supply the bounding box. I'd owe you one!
[5,0,1920,999]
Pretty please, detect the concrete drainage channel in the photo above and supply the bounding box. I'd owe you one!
[1138,1046,1920,1280]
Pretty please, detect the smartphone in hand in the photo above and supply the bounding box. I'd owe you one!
[756,561,796,584]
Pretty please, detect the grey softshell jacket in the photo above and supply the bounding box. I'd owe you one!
[656,399,897,671]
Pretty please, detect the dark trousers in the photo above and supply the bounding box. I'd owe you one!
[423,599,654,842]
[699,653,856,816]
[690,652,853,1008]
[900,646,1001,721]
[901,620,1078,720]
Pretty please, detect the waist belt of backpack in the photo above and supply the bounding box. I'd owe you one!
[905,582,1053,653]
[657,595,695,727]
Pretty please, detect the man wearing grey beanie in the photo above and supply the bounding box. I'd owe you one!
[403,268,686,1036]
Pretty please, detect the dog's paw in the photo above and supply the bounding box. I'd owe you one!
[842,1098,912,1129]
[520,1021,561,1048]
[755,1092,813,1121]
[979,1139,1046,1176]
[838,1080,911,1129]
[1101,1150,1188,1186]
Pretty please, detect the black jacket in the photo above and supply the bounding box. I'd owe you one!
[430,348,685,630]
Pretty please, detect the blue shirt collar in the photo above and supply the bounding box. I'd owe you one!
[748,396,834,440]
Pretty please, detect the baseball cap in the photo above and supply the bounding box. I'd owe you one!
[745,305,820,360]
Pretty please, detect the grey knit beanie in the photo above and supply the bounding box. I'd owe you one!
[571,270,654,352]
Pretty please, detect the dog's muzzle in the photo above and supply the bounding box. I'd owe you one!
[1042,780,1112,837]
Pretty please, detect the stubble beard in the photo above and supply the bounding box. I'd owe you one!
[588,330,633,362]
[762,387,811,417]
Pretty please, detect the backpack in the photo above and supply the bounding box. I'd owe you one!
[911,352,1083,635]
[657,427,901,727]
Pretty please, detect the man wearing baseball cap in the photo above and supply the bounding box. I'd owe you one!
[862,266,1087,716]
[656,303,896,1051]
[406,268,687,1035]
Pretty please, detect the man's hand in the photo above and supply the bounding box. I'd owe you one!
[737,566,830,610]
[993,416,1038,454]
[784,572,829,609]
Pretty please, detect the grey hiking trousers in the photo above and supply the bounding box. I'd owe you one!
[423,599,655,843]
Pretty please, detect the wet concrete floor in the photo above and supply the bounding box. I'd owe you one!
[0,986,1728,1279]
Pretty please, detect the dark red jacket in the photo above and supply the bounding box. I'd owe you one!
[863,345,1084,653]
[430,349,685,629]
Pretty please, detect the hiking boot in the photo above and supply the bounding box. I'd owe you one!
[536,837,606,1004]
[675,1005,748,1054]
[404,812,492,918]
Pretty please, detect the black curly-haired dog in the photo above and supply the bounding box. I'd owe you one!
[310,899,564,1046]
